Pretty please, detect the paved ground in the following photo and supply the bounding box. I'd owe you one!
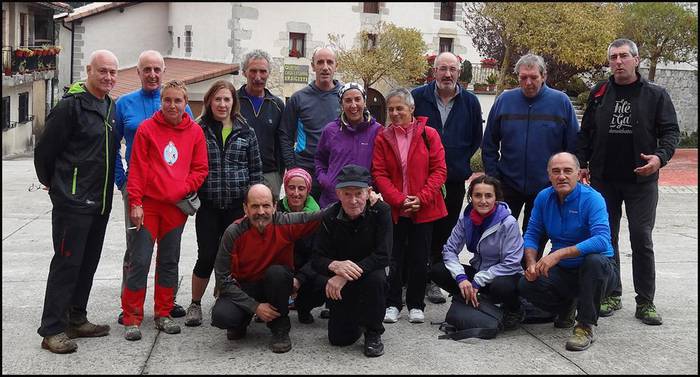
[2,154,697,374]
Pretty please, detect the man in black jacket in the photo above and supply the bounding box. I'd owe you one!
[34,49,120,353]
[577,38,680,326]
[312,165,392,357]
[238,49,286,199]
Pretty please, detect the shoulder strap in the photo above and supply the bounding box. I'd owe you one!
[422,128,430,151]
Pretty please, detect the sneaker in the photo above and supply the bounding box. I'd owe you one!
[170,303,186,318]
[408,308,425,323]
[227,327,247,340]
[65,320,110,338]
[383,306,400,323]
[363,332,384,357]
[503,308,524,331]
[117,312,124,325]
[565,323,596,351]
[298,310,314,324]
[154,316,181,334]
[426,281,447,304]
[270,329,292,353]
[554,302,577,329]
[635,302,663,325]
[599,296,622,317]
[319,308,331,319]
[41,332,78,354]
[185,303,202,327]
[124,325,142,341]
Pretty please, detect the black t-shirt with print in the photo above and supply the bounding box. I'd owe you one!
[603,79,642,182]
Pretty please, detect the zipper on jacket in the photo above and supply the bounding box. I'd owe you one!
[101,102,112,215]
[71,167,78,195]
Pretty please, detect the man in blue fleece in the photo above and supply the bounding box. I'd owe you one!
[519,152,617,352]
[482,53,579,257]
[114,50,193,322]
[279,46,342,200]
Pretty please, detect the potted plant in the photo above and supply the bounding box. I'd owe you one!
[480,57,497,69]
[473,82,488,92]
[486,73,498,92]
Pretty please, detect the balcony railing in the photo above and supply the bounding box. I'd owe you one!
[2,45,60,77]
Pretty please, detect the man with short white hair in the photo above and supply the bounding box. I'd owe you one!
[35,49,120,354]
[114,50,193,323]
[280,46,343,200]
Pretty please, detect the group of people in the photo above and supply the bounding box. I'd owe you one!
[33,37,679,357]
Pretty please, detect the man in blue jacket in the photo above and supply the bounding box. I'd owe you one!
[482,53,579,257]
[412,51,483,304]
[519,152,617,352]
[114,50,193,323]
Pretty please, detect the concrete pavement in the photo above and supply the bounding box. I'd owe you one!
[2,155,697,374]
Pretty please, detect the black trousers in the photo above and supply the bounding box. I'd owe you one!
[430,181,466,265]
[518,254,618,326]
[193,203,244,279]
[387,218,432,311]
[295,274,326,314]
[502,182,548,259]
[38,210,109,337]
[327,269,386,346]
[211,265,293,333]
[592,178,658,304]
[430,262,521,312]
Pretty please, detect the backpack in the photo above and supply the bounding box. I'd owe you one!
[435,296,504,340]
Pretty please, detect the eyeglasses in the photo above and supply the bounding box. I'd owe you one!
[609,53,634,61]
[436,66,459,73]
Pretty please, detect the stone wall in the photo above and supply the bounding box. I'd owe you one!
[639,67,698,135]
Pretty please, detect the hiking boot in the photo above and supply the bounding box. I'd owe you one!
[270,329,292,353]
[41,332,77,354]
[118,311,124,325]
[170,302,186,318]
[554,302,577,329]
[635,302,663,325]
[185,302,202,327]
[599,296,622,317]
[227,327,247,340]
[426,281,447,304]
[319,308,331,319]
[503,308,524,331]
[408,308,425,323]
[124,325,142,341]
[363,332,384,357]
[154,316,181,334]
[383,306,400,323]
[565,323,596,351]
[298,310,314,324]
[65,320,110,338]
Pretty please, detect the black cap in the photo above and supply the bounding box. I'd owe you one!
[335,164,371,189]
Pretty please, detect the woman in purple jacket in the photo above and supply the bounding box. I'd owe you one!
[314,82,382,208]
[429,175,525,330]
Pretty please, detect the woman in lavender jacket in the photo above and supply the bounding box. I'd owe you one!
[429,175,524,330]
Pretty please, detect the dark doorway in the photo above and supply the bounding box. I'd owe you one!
[366,88,386,126]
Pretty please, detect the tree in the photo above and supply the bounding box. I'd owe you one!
[329,22,428,89]
[620,2,698,82]
[464,2,621,93]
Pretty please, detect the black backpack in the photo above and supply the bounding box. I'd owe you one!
[436,296,504,340]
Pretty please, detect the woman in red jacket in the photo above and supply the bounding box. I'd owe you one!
[371,87,447,325]
[122,80,208,341]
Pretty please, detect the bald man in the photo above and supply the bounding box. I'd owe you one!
[114,50,193,323]
[35,50,120,354]
[279,47,342,200]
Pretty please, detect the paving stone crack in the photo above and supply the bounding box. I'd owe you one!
[521,325,589,374]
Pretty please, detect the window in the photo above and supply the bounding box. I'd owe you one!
[2,96,9,130]
[363,2,379,14]
[439,38,453,53]
[440,2,456,21]
[185,30,192,53]
[364,33,377,50]
[19,92,29,123]
[20,13,28,46]
[177,36,180,49]
[289,33,305,58]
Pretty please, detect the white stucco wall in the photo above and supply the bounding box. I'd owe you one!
[76,2,170,78]
[168,3,233,63]
[2,82,35,156]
